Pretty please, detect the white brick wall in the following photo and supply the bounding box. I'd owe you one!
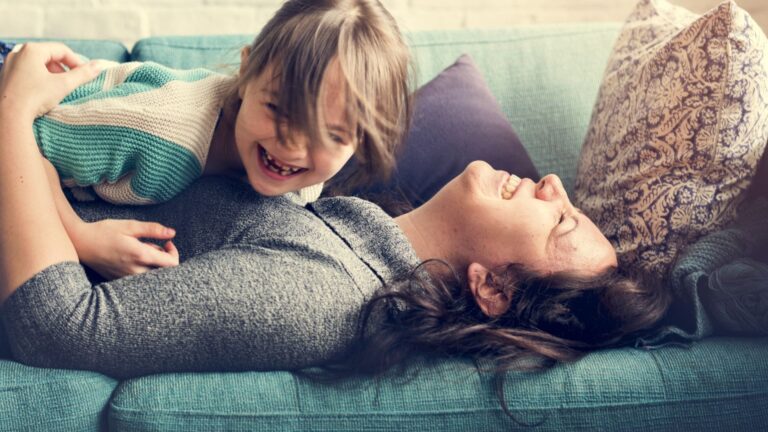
[0,0,764,47]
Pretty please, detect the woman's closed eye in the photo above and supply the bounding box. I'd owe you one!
[558,207,583,226]
[556,212,580,236]
[555,208,567,226]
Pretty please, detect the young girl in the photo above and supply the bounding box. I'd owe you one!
[2,0,412,280]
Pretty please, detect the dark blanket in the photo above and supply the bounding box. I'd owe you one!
[640,198,768,346]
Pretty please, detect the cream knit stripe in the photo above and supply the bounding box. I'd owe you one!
[44,73,235,167]
[62,62,217,107]
[59,62,141,106]
[101,61,143,91]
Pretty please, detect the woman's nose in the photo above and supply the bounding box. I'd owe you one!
[535,174,568,203]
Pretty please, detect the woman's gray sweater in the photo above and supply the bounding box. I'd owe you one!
[1,176,420,379]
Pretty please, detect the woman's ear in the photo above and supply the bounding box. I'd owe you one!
[467,262,511,318]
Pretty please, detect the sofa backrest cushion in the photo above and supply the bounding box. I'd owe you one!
[130,24,622,192]
[3,38,129,63]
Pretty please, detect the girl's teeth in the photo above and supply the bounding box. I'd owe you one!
[261,148,304,176]
[502,175,521,200]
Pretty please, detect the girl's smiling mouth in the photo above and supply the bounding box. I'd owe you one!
[258,144,308,179]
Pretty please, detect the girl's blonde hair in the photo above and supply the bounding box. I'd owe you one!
[224,0,413,191]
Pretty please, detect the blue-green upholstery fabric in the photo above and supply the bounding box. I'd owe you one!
[2,27,768,431]
[1,38,129,63]
[131,24,621,192]
[0,360,117,432]
[130,35,249,70]
[108,337,768,431]
[407,25,621,193]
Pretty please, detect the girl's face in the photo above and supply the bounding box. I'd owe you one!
[234,60,356,197]
[433,161,617,277]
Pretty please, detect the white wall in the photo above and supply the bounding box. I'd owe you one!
[0,0,765,47]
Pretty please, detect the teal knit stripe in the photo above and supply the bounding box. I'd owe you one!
[34,117,202,203]
[60,72,106,104]
[62,62,219,106]
[124,61,214,86]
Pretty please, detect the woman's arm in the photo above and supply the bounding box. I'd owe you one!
[1,245,364,378]
[0,112,77,302]
[0,43,100,302]
[0,43,179,296]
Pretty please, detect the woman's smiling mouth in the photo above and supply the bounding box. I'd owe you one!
[501,174,521,200]
[258,145,308,178]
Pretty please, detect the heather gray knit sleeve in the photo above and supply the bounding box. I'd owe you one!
[0,176,418,379]
[1,243,368,379]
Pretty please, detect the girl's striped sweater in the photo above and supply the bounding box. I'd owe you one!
[34,60,233,205]
[34,61,323,205]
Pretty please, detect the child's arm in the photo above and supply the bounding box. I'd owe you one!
[42,157,180,280]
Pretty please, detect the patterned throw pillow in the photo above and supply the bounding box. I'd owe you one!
[575,0,768,278]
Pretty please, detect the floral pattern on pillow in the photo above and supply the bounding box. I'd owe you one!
[575,0,768,277]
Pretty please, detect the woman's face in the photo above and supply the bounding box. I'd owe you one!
[434,161,617,277]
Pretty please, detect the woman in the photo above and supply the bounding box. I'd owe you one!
[0,43,668,379]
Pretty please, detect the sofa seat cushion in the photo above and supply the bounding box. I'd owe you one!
[0,360,116,431]
[108,337,768,432]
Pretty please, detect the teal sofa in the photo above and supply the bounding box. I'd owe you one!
[2,24,767,431]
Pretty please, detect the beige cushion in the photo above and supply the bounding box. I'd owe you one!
[575,0,768,277]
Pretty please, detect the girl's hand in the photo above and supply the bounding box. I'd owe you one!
[72,219,180,281]
[0,42,101,120]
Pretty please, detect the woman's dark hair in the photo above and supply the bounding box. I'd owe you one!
[316,260,671,417]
